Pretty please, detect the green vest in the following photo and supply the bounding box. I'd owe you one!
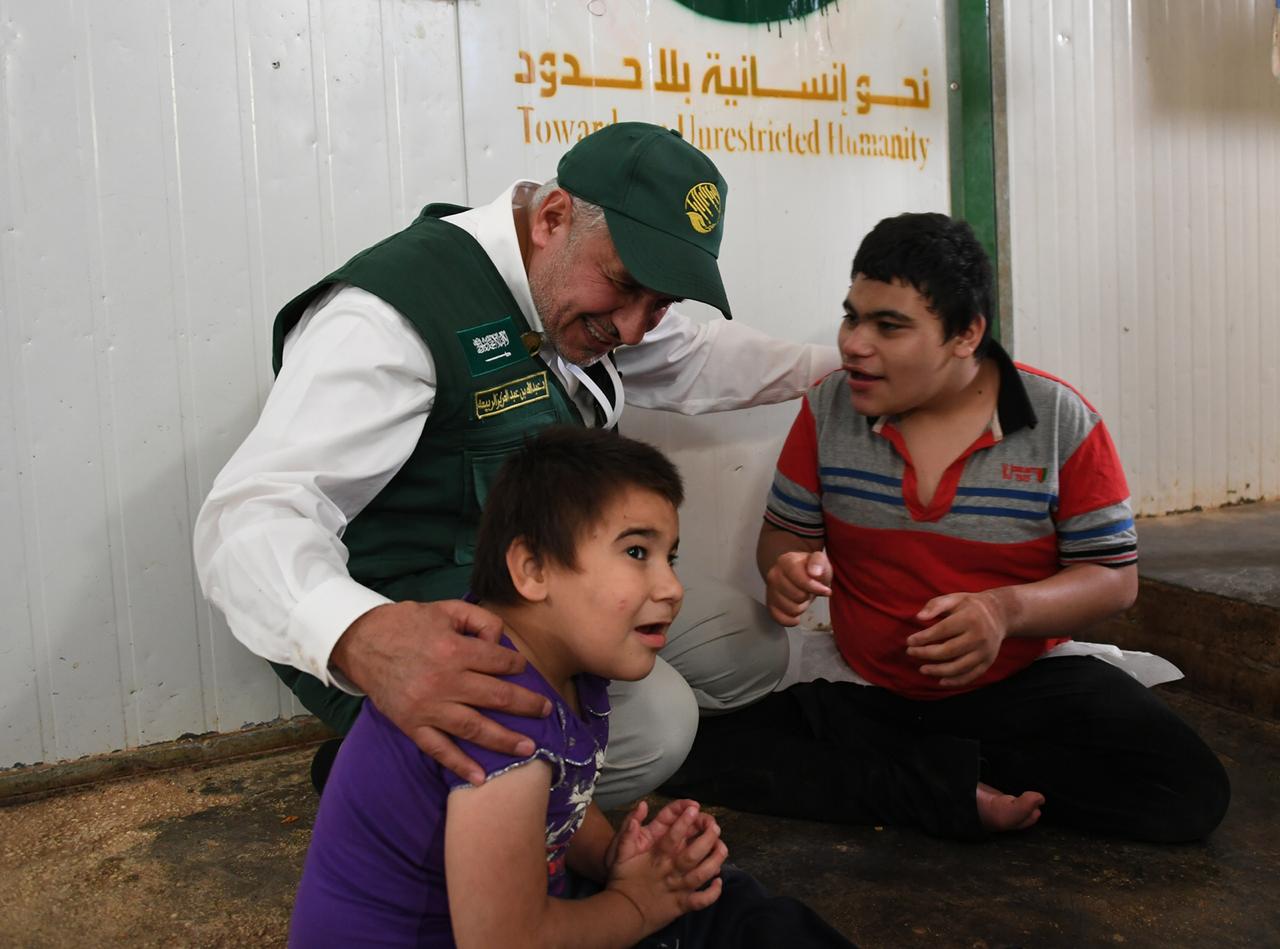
[273,204,582,604]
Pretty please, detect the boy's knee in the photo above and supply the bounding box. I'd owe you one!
[1195,757,1232,839]
[1163,749,1231,843]
[596,660,699,810]
[1136,723,1232,843]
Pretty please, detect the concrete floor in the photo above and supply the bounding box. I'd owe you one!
[1136,501,1280,611]
[4,501,1276,947]
[3,689,1276,949]
[1096,500,1280,720]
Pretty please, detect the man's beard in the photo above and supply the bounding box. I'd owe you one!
[528,240,605,367]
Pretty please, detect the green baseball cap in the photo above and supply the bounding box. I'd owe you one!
[557,122,732,319]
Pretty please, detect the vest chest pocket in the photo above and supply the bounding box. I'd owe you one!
[454,409,561,566]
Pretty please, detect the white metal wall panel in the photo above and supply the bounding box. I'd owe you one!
[80,0,208,750]
[0,0,467,766]
[2,0,950,767]
[0,6,34,766]
[1004,0,1280,513]
[3,0,131,762]
[167,0,273,734]
[22,0,1263,767]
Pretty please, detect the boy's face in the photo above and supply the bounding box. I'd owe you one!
[542,485,683,682]
[838,275,979,418]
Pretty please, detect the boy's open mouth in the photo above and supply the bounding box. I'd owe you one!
[634,623,669,648]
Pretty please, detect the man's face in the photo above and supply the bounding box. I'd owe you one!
[541,486,684,682]
[527,203,679,366]
[838,275,977,417]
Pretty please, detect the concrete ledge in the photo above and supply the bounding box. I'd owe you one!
[0,716,334,806]
[1095,577,1280,719]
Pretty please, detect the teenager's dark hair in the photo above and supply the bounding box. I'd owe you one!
[851,213,995,356]
[470,426,684,605]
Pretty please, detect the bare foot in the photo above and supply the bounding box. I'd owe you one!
[976,782,1045,832]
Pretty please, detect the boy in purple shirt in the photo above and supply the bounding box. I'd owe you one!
[289,426,854,948]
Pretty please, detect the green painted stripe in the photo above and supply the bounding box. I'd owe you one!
[946,0,1001,336]
[669,0,838,24]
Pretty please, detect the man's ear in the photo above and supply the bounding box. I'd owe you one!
[529,188,573,252]
[953,313,987,358]
[506,537,549,602]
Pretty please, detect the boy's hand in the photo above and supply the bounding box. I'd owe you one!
[606,799,717,871]
[906,590,1009,687]
[606,801,727,931]
[763,550,833,626]
[331,600,552,785]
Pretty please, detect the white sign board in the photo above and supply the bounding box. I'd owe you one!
[455,0,950,595]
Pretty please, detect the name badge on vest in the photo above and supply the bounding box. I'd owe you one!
[474,371,551,420]
[458,317,527,377]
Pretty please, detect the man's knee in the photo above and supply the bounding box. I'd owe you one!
[662,575,789,713]
[596,659,699,810]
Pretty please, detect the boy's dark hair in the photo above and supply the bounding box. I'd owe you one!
[851,213,995,357]
[470,426,684,605]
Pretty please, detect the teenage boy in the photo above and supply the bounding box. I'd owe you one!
[666,213,1230,842]
[289,426,855,948]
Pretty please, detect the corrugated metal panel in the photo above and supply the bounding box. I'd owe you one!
[0,0,467,765]
[2,0,952,766]
[20,0,1264,767]
[1004,0,1280,513]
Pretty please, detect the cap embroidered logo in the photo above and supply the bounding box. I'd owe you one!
[684,182,722,235]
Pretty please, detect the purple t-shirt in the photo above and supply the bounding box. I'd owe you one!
[288,638,611,948]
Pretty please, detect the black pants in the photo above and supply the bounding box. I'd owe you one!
[570,866,855,948]
[664,656,1230,842]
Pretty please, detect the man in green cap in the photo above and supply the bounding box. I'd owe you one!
[194,123,838,804]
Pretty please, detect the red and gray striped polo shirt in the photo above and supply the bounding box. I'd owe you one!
[765,341,1137,700]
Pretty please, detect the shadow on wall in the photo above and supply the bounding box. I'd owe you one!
[1136,0,1280,117]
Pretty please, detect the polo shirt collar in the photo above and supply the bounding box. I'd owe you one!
[867,338,1037,436]
[989,338,1037,435]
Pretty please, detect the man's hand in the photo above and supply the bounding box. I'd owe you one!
[906,590,1010,687]
[763,550,833,626]
[331,600,552,785]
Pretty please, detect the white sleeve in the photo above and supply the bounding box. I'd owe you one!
[613,309,841,414]
[192,286,436,692]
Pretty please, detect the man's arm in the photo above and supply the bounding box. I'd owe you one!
[191,287,429,681]
[616,310,840,414]
[193,287,548,781]
[906,564,1139,688]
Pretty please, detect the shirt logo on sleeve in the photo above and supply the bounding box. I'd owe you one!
[458,317,528,377]
[474,371,550,419]
[1002,463,1048,483]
